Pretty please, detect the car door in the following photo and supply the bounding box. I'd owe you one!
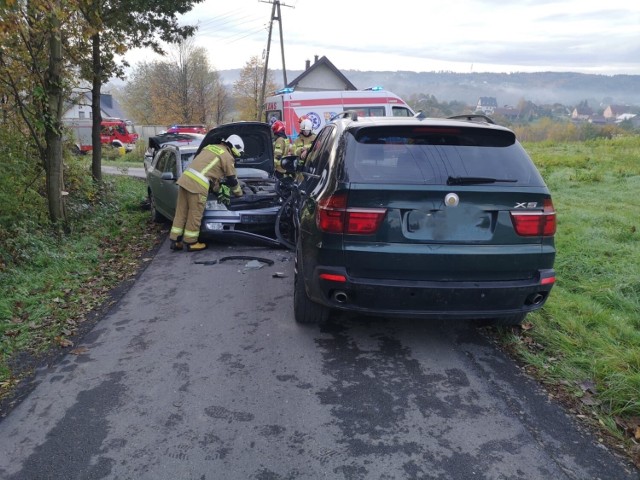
[149,148,178,219]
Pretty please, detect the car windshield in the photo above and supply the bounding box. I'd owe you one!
[344,126,545,186]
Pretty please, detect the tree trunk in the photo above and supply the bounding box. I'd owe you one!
[91,32,103,183]
[44,14,67,230]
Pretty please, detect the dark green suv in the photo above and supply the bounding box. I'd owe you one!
[290,113,556,325]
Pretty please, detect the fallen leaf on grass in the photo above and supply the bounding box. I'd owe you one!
[580,393,600,406]
[521,322,534,331]
[579,380,598,394]
[614,416,640,438]
[55,336,74,348]
[69,347,89,355]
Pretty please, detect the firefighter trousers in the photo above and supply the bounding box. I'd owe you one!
[170,187,206,244]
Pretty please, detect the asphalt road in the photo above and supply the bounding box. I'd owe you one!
[0,239,638,480]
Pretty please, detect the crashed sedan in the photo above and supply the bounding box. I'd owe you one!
[145,121,283,247]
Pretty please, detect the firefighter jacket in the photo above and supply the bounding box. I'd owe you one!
[293,133,316,158]
[176,144,242,197]
[273,133,290,174]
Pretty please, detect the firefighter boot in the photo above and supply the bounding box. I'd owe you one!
[185,242,207,252]
[169,240,183,251]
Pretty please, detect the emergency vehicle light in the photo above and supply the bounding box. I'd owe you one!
[363,86,383,91]
[275,87,294,95]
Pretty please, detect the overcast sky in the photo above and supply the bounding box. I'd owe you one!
[123,0,640,76]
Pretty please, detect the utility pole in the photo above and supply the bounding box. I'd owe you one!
[258,0,291,121]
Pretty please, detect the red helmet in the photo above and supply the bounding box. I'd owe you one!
[272,120,285,135]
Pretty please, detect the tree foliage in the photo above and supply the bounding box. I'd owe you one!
[0,0,74,228]
[405,93,469,118]
[118,39,227,126]
[233,56,276,121]
[72,0,204,183]
[0,0,203,229]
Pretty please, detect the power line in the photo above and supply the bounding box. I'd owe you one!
[259,1,293,120]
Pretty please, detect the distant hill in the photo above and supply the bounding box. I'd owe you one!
[219,69,640,108]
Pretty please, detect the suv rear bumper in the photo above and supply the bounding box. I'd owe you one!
[308,266,555,320]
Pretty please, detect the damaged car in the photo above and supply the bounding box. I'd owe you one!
[145,121,283,247]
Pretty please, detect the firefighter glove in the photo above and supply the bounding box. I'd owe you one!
[217,184,231,206]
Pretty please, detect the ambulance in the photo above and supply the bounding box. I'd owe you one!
[264,87,415,140]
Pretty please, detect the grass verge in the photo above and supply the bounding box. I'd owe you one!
[493,135,640,466]
[0,175,165,414]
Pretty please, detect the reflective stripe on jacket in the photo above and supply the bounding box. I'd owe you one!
[176,144,236,195]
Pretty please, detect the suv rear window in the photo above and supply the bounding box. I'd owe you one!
[345,126,545,186]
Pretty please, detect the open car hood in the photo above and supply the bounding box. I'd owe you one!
[197,122,274,175]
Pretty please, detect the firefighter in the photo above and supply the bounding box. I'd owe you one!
[169,135,244,252]
[272,120,290,178]
[292,118,316,163]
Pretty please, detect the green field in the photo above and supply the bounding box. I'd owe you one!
[501,136,640,456]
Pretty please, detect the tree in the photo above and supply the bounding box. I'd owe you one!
[74,0,204,183]
[119,40,226,126]
[211,83,231,126]
[0,0,72,229]
[233,56,276,121]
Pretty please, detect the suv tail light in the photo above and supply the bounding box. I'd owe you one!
[510,198,556,237]
[317,192,387,234]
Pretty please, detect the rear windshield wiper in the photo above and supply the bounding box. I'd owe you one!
[447,176,518,185]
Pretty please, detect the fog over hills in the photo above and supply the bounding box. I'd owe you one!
[219,69,640,108]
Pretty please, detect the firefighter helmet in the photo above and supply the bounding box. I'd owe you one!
[224,135,244,157]
[300,119,313,136]
[272,120,285,135]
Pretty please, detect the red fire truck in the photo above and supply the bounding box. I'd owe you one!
[263,87,415,141]
[64,118,139,154]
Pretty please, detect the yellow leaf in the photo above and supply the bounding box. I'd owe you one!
[55,336,74,348]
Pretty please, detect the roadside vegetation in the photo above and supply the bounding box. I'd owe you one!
[496,134,640,465]
[0,143,163,411]
[1,127,639,466]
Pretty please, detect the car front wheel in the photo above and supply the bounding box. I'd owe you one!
[294,251,330,325]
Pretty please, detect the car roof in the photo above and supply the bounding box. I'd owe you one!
[332,112,514,133]
[159,143,199,153]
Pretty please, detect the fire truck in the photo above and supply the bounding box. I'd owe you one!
[263,87,415,140]
[64,118,139,154]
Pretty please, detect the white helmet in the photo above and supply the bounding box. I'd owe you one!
[224,134,244,157]
[300,119,313,136]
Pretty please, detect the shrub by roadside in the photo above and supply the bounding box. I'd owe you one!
[0,173,165,413]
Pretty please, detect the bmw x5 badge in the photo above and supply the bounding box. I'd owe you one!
[445,193,459,207]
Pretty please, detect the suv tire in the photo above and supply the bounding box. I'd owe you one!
[294,250,330,324]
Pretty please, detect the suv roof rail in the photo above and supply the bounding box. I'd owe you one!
[331,110,359,122]
[447,114,496,124]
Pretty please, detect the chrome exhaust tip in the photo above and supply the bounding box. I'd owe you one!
[527,293,545,306]
[333,291,349,304]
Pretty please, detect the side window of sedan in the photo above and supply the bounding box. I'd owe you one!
[165,151,177,177]
[155,151,169,172]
